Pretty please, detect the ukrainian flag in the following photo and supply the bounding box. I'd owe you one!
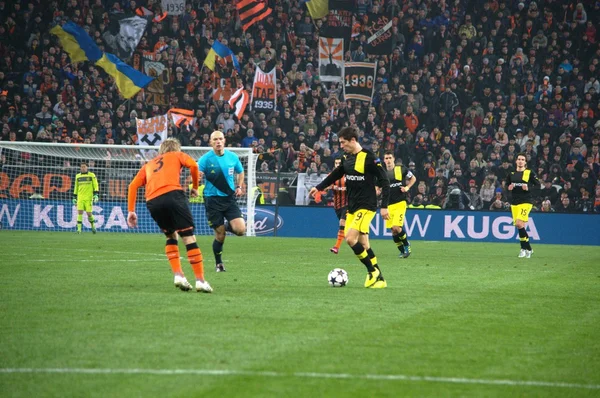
[50,22,102,63]
[51,22,153,99]
[203,41,241,72]
[96,53,154,99]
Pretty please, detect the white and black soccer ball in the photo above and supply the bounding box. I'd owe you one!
[328,268,349,287]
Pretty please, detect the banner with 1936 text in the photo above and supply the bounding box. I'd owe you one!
[343,62,376,102]
[251,67,276,113]
[162,0,185,15]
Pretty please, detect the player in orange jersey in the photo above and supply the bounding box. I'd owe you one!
[325,157,348,254]
[127,138,212,293]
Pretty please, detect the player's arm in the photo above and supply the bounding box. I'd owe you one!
[369,156,390,209]
[506,174,514,190]
[127,166,146,227]
[529,171,541,188]
[235,171,244,196]
[72,174,79,204]
[403,172,417,192]
[92,173,99,202]
[181,153,200,197]
[234,156,244,196]
[314,165,344,192]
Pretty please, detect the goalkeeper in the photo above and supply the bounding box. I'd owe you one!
[73,162,99,234]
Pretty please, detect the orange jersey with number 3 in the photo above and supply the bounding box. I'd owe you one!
[128,151,199,212]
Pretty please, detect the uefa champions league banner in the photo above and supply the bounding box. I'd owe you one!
[1,200,599,245]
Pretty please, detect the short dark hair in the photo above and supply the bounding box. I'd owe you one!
[384,151,394,157]
[338,126,358,141]
[516,152,527,160]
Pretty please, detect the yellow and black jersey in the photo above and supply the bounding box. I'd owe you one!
[316,149,389,213]
[505,168,540,205]
[386,165,414,205]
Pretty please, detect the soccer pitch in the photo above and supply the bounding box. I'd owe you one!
[1,231,599,397]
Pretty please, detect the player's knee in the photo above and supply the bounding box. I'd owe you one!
[346,236,358,246]
[214,228,226,241]
[181,235,197,246]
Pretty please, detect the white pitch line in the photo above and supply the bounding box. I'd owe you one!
[24,259,164,263]
[0,368,598,390]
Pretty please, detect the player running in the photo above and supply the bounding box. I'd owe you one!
[73,162,99,234]
[310,127,390,289]
[127,138,212,293]
[506,152,540,258]
[383,152,417,258]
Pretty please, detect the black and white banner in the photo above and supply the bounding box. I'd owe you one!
[103,15,148,60]
[364,13,394,55]
[251,67,276,113]
[136,115,168,146]
[343,62,376,102]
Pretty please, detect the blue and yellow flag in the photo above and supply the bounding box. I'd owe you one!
[203,41,241,72]
[51,22,153,99]
[50,22,102,63]
[96,53,154,99]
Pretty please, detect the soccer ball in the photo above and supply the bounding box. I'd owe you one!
[328,268,349,287]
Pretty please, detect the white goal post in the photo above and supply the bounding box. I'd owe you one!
[0,142,258,236]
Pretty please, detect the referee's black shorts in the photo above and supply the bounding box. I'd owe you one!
[335,206,347,221]
[204,195,242,229]
[146,190,195,236]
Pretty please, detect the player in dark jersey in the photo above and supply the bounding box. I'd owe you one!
[310,127,390,289]
[383,152,417,258]
[325,157,348,254]
[506,152,541,258]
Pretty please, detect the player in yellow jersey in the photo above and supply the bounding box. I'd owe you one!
[73,162,99,234]
[383,152,417,258]
[506,153,541,258]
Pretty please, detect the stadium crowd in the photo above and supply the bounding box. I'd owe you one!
[0,0,599,213]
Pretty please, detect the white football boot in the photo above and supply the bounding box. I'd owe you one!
[174,275,193,291]
[518,249,527,258]
[196,280,213,293]
[525,250,533,258]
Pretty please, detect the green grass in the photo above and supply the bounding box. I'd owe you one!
[1,231,599,397]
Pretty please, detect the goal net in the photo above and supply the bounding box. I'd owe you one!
[0,142,257,236]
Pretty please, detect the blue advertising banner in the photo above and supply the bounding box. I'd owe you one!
[0,200,598,245]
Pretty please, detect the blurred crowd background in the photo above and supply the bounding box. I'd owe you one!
[0,0,599,212]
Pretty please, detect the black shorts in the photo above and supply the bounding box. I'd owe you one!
[146,190,194,235]
[205,195,243,229]
[335,206,347,221]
